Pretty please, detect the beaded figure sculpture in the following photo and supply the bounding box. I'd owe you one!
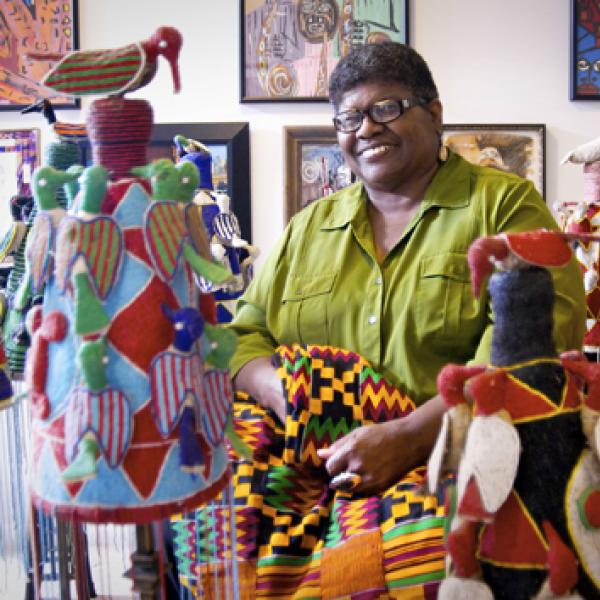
[175,134,260,323]
[558,136,600,355]
[427,230,600,599]
[0,339,12,409]
[26,27,238,526]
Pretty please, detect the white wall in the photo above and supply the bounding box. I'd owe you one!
[1,0,597,267]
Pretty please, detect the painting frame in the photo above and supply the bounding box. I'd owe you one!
[285,125,354,221]
[0,0,80,111]
[442,124,546,198]
[570,0,600,100]
[241,0,409,103]
[81,122,252,243]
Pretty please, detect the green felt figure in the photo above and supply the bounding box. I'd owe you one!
[132,158,199,203]
[70,165,112,336]
[63,164,85,209]
[13,167,80,310]
[203,324,237,370]
[62,339,106,482]
[200,324,251,459]
[132,160,231,285]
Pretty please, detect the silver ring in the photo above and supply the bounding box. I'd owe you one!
[330,471,362,491]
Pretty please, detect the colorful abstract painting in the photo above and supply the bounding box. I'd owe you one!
[299,142,352,207]
[242,0,408,101]
[0,0,78,110]
[285,125,354,220]
[571,0,600,99]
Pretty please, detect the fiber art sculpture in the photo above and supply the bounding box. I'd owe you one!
[175,134,259,323]
[558,136,600,355]
[1,100,86,378]
[428,229,600,599]
[24,27,239,524]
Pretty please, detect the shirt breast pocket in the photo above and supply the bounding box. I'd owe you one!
[415,253,471,344]
[281,273,336,346]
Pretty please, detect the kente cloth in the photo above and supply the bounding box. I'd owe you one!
[172,344,449,599]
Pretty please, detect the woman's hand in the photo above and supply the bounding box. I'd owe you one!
[233,356,286,423]
[317,395,446,495]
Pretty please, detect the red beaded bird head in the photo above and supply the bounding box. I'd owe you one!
[467,229,600,298]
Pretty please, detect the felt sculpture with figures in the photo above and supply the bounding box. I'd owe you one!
[428,229,600,599]
[19,26,241,523]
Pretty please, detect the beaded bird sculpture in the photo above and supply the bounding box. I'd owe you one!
[428,230,600,599]
[31,26,182,97]
[149,304,241,474]
[21,98,88,146]
[13,167,80,311]
[131,158,231,285]
[54,165,123,336]
[62,337,132,482]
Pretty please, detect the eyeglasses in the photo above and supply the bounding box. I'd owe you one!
[332,97,428,133]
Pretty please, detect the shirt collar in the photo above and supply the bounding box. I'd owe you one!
[422,150,470,209]
[320,182,366,230]
[320,149,471,231]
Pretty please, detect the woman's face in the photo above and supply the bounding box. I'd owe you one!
[334,81,442,194]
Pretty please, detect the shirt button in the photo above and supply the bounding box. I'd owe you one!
[375,276,382,285]
[368,315,377,325]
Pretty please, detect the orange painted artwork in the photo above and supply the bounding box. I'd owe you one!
[0,0,78,110]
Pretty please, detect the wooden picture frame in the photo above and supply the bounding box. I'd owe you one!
[442,124,546,198]
[241,0,409,102]
[0,1,80,111]
[570,0,600,100]
[284,125,354,221]
[81,122,252,243]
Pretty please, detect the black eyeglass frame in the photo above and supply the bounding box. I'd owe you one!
[332,97,429,133]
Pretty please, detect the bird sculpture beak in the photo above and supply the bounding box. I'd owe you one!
[467,236,509,298]
[169,58,181,94]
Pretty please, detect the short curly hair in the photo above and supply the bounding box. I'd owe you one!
[328,42,439,108]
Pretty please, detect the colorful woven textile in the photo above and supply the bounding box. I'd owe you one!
[172,344,449,598]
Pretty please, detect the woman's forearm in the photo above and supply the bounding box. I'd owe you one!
[233,356,286,423]
[395,393,446,468]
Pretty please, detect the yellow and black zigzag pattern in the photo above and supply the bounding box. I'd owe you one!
[173,344,447,599]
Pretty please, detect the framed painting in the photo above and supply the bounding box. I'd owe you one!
[442,124,546,198]
[0,1,79,110]
[570,0,600,100]
[82,122,252,242]
[285,125,354,221]
[241,0,408,102]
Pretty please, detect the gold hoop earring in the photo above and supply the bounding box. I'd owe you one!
[438,144,449,163]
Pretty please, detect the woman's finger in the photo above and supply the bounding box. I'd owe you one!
[322,442,352,476]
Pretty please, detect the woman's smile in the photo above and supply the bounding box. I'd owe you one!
[359,144,394,160]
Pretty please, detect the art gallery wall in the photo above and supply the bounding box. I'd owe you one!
[0,0,596,268]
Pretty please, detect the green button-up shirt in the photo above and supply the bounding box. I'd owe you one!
[230,152,586,406]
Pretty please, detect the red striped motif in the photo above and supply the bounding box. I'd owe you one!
[65,387,132,468]
[144,202,187,282]
[201,370,232,446]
